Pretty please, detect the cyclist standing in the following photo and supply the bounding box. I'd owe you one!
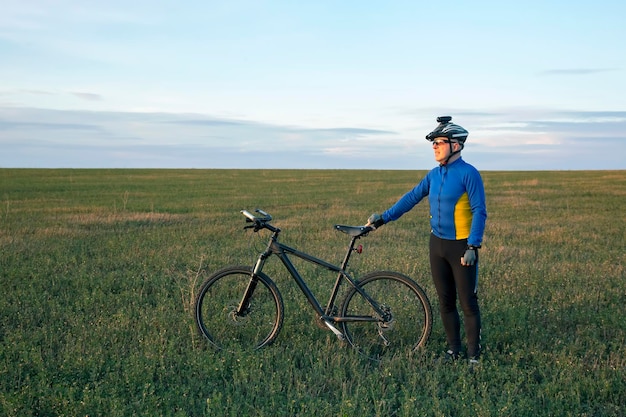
[366,116,487,364]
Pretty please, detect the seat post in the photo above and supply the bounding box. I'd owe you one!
[339,236,358,271]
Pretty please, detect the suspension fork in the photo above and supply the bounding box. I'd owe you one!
[236,237,274,315]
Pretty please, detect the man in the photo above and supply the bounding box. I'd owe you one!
[367,116,487,364]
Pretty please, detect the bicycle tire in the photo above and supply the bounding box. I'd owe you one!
[340,271,432,360]
[194,266,284,351]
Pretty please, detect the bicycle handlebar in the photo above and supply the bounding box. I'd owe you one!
[241,209,279,232]
[241,209,271,223]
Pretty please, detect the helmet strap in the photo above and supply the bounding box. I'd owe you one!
[443,142,463,165]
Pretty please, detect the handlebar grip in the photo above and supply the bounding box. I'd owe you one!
[255,208,271,218]
[241,210,256,222]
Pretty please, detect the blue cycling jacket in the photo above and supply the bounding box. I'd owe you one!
[382,158,487,246]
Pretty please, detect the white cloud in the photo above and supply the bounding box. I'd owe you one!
[1,106,624,170]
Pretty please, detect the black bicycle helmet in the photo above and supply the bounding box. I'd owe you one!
[425,116,469,143]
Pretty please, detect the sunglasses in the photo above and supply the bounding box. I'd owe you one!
[432,139,452,147]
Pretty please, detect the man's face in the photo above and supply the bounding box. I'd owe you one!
[432,137,459,164]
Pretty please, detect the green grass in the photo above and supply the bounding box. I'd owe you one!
[1,168,624,416]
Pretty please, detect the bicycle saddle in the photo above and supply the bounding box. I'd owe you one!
[334,225,373,237]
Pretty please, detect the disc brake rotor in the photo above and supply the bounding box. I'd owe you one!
[225,303,249,325]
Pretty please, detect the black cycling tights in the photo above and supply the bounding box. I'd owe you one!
[429,234,481,358]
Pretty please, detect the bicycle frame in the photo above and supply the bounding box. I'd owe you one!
[238,224,388,336]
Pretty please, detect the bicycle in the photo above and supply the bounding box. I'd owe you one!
[194,209,433,360]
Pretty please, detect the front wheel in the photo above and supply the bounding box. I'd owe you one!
[340,271,432,360]
[194,266,284,351]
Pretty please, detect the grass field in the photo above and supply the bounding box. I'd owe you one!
[1,168,625,416]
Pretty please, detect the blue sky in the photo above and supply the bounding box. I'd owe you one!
[1,0,625,170]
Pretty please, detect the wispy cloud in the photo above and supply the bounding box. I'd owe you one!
[0,106,624,170]
[310,127,395,135]
[71,92,103,101]
[0,89,53,97]
[537,68,619,76]
[0,89,104,106]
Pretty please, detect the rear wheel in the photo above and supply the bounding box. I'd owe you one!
[194,266,284,351]
[340,271,432,360]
